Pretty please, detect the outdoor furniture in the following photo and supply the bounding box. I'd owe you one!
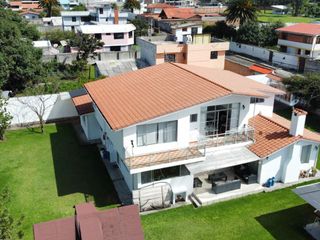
[234,165,257,184]
[212,179,241,194]
[208,172,227,182]
[193,177,203,188]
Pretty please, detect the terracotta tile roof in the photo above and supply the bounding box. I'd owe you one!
[175,63,284,97]
[85,63,231,130]
[249,64,273,74]
[248,113,320,158]
[9,1,41,9]
[267,73,282,82]
[276,23,320,36]
[72,94,94,115]
[160,8,198,19]
[146,3,175,9]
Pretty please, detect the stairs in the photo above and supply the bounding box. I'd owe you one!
[189,193,202,208]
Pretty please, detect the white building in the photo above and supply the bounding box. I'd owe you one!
[73,63,320,210]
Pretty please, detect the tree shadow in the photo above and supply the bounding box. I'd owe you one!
[50,123,119,207]
[255,204,315,240]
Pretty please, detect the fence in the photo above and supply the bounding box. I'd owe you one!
[6,92,78,127]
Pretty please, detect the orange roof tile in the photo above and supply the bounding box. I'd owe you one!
[248,113,320,158]
[276,23,320,36]
[160,8,198,19]
[85,63,231,130]
[72,94,94,115]
[147,3,175,9]
[267,73,282,82]
[85,63,285,130]
[249,65,273,74]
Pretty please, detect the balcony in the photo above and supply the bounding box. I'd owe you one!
[124,145,206,172]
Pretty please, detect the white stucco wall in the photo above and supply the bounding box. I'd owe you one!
[80,113,101,140]
[6,92,78,126]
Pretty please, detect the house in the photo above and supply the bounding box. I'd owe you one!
[276,23,320,60]
[271,5,288,15]
[59,0,79,10]
[33,203,144,240]
[77,23,135,51]
[73,63,320,209]
[136,33,229,69]
[8,1,42,12]
[146,3,176,14]
[61,11,91,32]
[19,10,40,20]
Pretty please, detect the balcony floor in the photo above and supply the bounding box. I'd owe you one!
[125,147,203,170]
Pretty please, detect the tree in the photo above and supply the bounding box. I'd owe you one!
[283,73,320,108]
[18,83,58,133]
[291,0,308,16]
[123,0,140,12]
[236,21,262,45]
[259,21,284,47]
[0,97,12,141]
[130,18,148,37]
[43,29,77,45]
[225,0,258,26]
[72,4,86,11]
[70,33,103,71]
[203,21,237,40]
[0,187,24,239]
[39,0,59,17]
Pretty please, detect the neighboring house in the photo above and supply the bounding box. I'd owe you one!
[19,10,40,20]
[33,40,60,55]
[8,1,42,11]
[276,23,320,60]
[77,23,135,51]
[33,203,144,240]
[61,5,128,32]
[136,33,229,69]
[59,0,79,10]
[146,3,176,14]
[158,7,224,20]
[42,16,63,27]
[73,63,320,209]
[271,5,288,15]
[170,22,203,42]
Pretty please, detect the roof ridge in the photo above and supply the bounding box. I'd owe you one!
[170,63,233,94]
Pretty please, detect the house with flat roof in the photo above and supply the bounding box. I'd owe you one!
[33,203,144,240]
[137,33,229,69]
[276,23,320,60]
[72,63,320,210]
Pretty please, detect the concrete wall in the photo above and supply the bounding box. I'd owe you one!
[6,92,78,127]
[229,41,300,70]
[224,59,253,76]
[80,113,101,140]
[136,38,157,66]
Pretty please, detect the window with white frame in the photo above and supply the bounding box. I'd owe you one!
[137,121,178,146]
[301,145,312,163]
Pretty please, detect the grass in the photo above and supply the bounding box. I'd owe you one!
[258,10,320,23]
[0,124,118,239]
[142,182,317,240]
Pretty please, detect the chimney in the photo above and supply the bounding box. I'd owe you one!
[114,8,119,24]
[289,108,307,136]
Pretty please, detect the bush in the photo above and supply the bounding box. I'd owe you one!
[203,21,237,40]
[42,29,77,45]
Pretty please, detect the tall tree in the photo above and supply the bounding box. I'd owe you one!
[292,0,308,16]
[39,0,59,17]
[0,97,12,141]
[123,0,140,13]
[283,72,320,108]
[130,18,148,37]
[225,0,258,26]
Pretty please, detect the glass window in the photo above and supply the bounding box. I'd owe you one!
[129,31,133,38]
[114,33,124,39]
[72,16,76,22]
[141,165,189,184]
[137,121,177,146]
[301,145,312,163]
[95,33,102,40]
[190,114,198,123]
[210,51,218,59]
[191,27,198,35]
[99,8,103,14]
[250,97,265,104]
[182,27,188,31]
[164,53,176,62]
[110,46,121,51]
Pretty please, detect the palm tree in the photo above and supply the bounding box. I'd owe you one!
[225,0,257,26]
[123,0,140,13]
[39,0,59,17]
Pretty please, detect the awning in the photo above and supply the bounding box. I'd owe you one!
[249,65,273,74]
[293,183,320,210]
[186,146,260,175]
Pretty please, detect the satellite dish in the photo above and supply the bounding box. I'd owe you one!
[290,98,299,107]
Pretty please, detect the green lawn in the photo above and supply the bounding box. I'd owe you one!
[258,10,320,23]
[0,124,118,239]
[142,183,317,240]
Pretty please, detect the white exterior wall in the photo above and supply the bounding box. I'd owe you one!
[80,113,101,140]
[259,140,319,184]
[174,25,203,42]
[122,94,271,157]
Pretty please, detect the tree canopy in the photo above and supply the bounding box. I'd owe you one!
[123,0,140,12]
[130,18,148,37]
[225,0,257,26]
[0,9,43,91]
[39,0,59,17]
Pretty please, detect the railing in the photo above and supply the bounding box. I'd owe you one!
[124,144,206,170]
[199,126,255,148]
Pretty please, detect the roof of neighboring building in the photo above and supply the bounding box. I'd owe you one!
[266,73,282,82]
[146,3,175,9]
[19,10,40,15]
[271,5,288,10]
[171,22,202,29]
[276,23,320,36]
[95,60,138,77]
[248,113,320,158]
[33,40,52,48]
[78,24,136,34]
[248,64,273,74]
[160,8,199,19]
[85,63,283,130]
[9,1,41,8]
[61,11,90,16]
[34,203,144,240]
[72,94,94,115]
